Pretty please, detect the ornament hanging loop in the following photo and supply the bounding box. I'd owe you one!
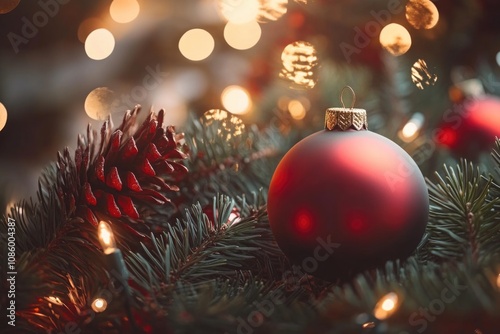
[340,86,356,110]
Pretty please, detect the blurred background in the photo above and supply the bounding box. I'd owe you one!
[0,0,500,203]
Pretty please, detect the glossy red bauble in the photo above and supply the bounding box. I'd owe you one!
[267,125,429,281]
[436,97,500,161]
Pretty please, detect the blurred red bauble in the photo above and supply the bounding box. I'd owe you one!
[436,96,500,161]
[267,106,429,281]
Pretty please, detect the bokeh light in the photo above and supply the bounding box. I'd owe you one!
[91,298,108,313]
[0,0,19,14]
[399,113,424,142]
[496,51,500,67]
[379,23,412,56]
[110,0,140,24]
[411,59,438,89]
[288,98,309,120]
[77,18,102,43]
[224,21,261,50]
[497,274,500,288]
[179,29,215,61]
[0,102,7,132]
[406,0,439,30]
[280,41,318,89]
[85,28,115,60]
[203,109,245,140]
[219,0,259,23]
[84,87,118,120]
[221,85,252,114]
[257,0,288,23]
[373,292,400,320]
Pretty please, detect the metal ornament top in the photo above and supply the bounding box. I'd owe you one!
[325,86,368,131]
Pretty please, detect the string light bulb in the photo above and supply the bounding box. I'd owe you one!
[373,292,400,320]
[399,113,424,142]
[91,298,108,313]
[98,221,117,255]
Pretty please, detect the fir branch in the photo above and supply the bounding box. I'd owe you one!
[425,161,500,263]
[127,194,283,297]
[174,112,287,211]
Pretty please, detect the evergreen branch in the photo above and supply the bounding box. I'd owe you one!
[127,194,283,298]
[425,161,500,262]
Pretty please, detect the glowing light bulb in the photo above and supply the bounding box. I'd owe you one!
[373,292,400,320]
[85,28,115,60]
[98,221,116,255]
[399,113,424,142]
[221,85,251,115]
[379,23,412,56]
[219,0,259,23]
[110,0,140,24]
[0,102,7,132]
[45,296,63,306]
[91,298,108,313]
[179,29,215,61]
[496,274,500,288]
[224,20,261,50]
[84,87,117,120]
[0,0,20,14]
[406,0,439,30]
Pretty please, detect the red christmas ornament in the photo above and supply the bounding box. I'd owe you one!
[436,96,500,161]
[267,91,429,281]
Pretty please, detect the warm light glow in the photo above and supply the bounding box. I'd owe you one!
[219,0,259,23]
[91,298,108,313]
[280,41,318,89]
[496,274,500,288]
[224,21,261,50]
[379,23,412,56]
[257,0,287,22]
[203,109,245,140]
[45,296,63,306]
[221,85,252,115]
[98,221,117,254]
[78,18,102,43]
[85,28,115,60]
[399,113,424,142]
[288,99,307,120]
[0,0,20,14]
[402,123,419,138]
[411,59,438,89]
[84,87,117,120]
[362,322,375,329]
[373,292,400,320]
[0,102,7,132]
[110,0,140,23]
[406,0,439,30]
[179,29,215,61]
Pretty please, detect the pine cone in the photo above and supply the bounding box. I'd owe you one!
[56,107,188,231]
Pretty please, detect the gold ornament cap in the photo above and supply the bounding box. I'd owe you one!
[325,86,368,131]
